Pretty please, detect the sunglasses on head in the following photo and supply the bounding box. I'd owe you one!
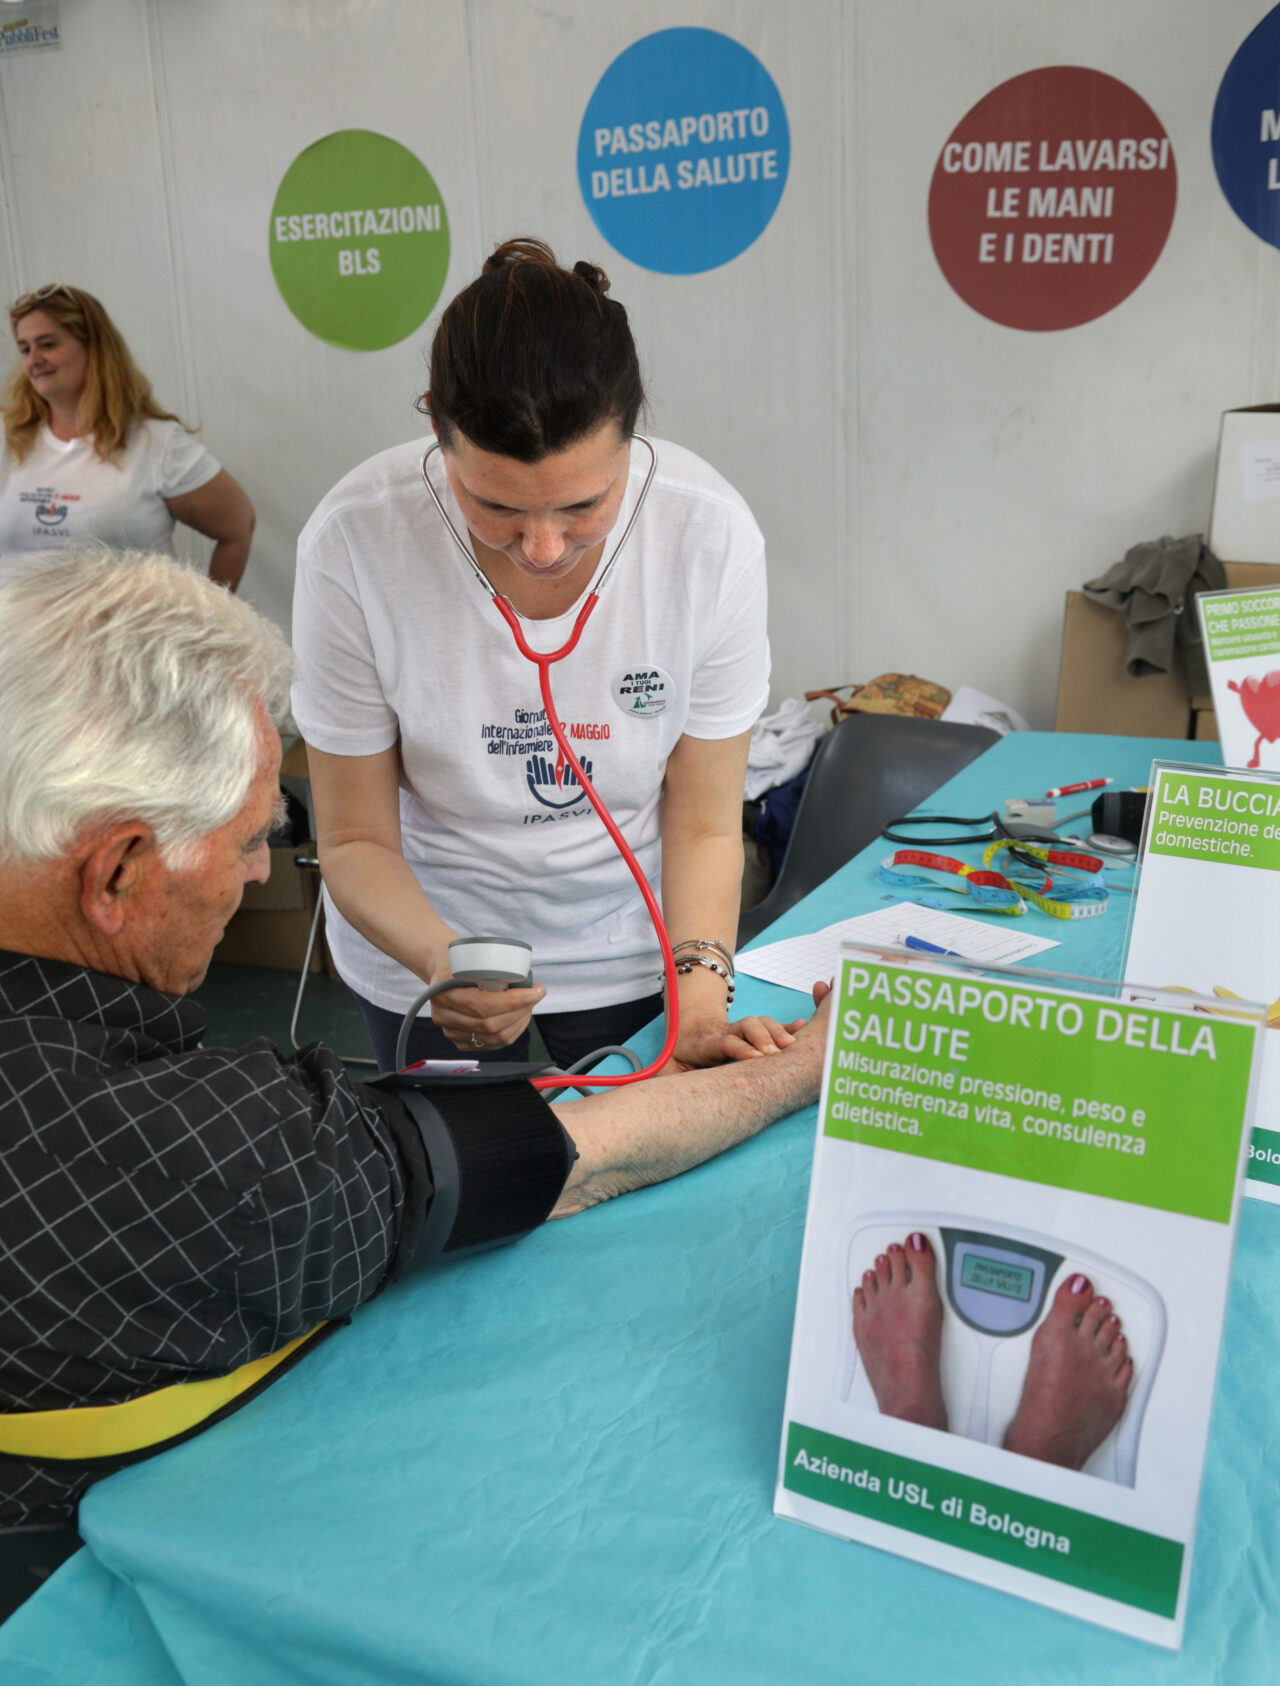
[12,283,75,314]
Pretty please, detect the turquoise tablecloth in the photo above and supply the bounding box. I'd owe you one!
[12,732,1274,1686]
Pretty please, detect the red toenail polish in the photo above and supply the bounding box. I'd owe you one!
[1070,1274,1087,1294]
[1096,1298,1110,1310]
[1108,1314,1119,1324]
[889,1243,903,1254]
[877,1255,887,1267]
[910,1232,925,1251]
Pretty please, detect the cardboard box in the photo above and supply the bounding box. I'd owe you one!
[1209,406,1280,565]
[213,846,325,973]
[210,737,330,972]
[1055,562,1280,738]
[280,737,310,780]
[1054,591,1192,737]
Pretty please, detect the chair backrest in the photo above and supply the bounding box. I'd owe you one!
[737,713,1000,945]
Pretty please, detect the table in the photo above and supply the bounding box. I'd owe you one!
[8,732,1277,1686]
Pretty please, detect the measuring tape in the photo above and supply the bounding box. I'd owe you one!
[878,851,1026,913]
[878,846,1109,921]
[981,840,1108,920]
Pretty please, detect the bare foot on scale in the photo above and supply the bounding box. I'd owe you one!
[1003,1273,1132,1470]
[852,1232,948,1432]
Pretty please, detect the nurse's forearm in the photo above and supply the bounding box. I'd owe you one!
[662,829,744,1011]
[660,729,751,980]
[661,828,744,950]
[208,534,250,592]
[318,838,458,982]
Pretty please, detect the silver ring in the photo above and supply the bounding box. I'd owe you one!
[471,1033,484,1050]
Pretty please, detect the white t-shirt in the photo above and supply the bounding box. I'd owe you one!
[0,419,220,560]
[292,435,770,1014]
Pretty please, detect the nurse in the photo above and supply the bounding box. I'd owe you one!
[0,285,254,586]
[293,238,800,1072]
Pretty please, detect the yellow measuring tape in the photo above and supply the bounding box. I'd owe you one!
[981,840,1109,921]
[0,1325,328,1462]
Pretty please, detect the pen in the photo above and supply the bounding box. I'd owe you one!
[904,936,967,958]
[1044,777,1113,799]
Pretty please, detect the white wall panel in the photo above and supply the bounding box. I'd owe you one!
[1,0,1276,728]
[463,0,847,705]
[0,0,183,421]
[848,0,1280,722]
[148,0,482,633]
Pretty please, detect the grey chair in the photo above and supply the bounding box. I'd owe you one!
[737,713,1000,946]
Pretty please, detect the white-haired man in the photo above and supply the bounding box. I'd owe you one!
[0,552,828,1606]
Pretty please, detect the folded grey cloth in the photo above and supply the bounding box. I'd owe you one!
[1083,534,1225,681]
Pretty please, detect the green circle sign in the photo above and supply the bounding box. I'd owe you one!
[269,129,451,351]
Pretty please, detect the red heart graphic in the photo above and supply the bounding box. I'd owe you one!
[1228,671,1280,766]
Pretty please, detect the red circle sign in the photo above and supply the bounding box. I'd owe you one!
[928,67,1177,331]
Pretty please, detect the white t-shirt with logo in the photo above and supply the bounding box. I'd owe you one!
[292,435,770,1013]
[0,420,220,561]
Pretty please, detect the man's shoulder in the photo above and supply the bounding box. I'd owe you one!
[0,954,349,1185]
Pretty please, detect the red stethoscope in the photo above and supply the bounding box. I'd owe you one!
[419,439,677,1090]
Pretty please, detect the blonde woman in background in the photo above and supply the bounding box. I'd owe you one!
[0,284,253,587]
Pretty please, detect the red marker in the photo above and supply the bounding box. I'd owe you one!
[1044,777,1113,799]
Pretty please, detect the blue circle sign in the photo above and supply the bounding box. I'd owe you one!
[1213,5,1280,247]
[577,27,790,275]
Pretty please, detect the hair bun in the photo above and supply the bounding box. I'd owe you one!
[572,260,611,296]
[483,237,558,275]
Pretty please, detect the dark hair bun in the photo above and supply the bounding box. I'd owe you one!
[482,237,558,275]
[429,234,644,460]
[572,260,611,296]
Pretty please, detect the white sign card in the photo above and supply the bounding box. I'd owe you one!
[776,945,1260,1648]
[1123,760,1280,1204]
[1197,586,1280,773]
[1242,440,1280,502]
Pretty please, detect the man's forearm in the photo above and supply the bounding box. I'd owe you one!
[548,1020,826,1217]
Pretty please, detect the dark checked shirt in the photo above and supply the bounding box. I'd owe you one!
[0,951,426,1527]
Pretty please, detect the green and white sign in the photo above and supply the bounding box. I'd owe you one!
[1125,760,1280,1205]
[1197,586,1280,773]
[776,948,1259,1649]
[269,129,450,351]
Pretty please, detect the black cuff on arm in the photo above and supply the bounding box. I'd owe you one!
[366,1075,577,1275]
[356,1084,436,1278]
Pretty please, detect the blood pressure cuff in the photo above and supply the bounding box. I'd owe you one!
[364,1074,577,1275]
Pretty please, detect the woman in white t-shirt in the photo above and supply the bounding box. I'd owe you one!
[295,238,803,1073]
[0,284,254,587]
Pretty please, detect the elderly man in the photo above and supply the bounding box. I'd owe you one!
[0,551,828,1597]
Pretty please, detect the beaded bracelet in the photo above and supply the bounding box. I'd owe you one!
[671,937,736,976]
[673,953,736,1004]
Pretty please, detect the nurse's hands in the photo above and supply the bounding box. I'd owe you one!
[667,1009,808,1072]
[427,957,546,1052]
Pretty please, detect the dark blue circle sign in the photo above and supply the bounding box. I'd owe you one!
[1213,5,1280,247]
[577,28,790,275]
